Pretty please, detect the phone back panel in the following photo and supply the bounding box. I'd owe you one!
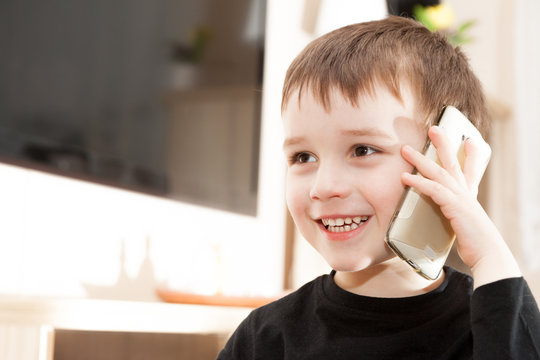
[386,106,491,280]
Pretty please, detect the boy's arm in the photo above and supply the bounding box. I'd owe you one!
[400,125,521,288]
[471,277,540,359]
[461,204,521,289]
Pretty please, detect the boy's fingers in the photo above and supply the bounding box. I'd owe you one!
[428,126,466,183]
[401,172,454,207]
[463,137,486,195]
[401,144,460,194]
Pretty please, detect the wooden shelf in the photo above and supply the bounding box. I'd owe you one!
[156,289,285,308]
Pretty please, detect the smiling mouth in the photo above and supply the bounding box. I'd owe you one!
[320,216,369,233]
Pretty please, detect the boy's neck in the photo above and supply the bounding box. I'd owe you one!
[333,258,445,298]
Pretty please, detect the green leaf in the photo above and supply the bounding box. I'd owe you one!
[457,20,476,33]
[448,34,473,47]
[413,4,436,32]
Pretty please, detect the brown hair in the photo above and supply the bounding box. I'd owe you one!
[282,16,489,134]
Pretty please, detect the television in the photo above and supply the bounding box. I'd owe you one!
[0,0,265,215]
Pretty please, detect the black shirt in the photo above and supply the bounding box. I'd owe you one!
[218,267,540,359]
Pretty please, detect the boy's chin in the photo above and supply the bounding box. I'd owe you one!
[328,253,397,273]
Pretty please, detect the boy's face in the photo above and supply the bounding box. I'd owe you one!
[282,85,426,272]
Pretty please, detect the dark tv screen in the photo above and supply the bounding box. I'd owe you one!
[0,0,265,215]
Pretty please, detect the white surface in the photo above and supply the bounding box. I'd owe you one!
[0,296,251,334]
[515,0,540,271]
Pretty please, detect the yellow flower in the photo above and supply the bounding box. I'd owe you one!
[425,4,455,30]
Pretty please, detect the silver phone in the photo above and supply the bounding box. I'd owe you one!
[385,106,491,280]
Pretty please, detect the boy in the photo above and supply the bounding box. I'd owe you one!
[218,16,540,359]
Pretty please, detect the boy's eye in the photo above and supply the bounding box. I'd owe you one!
[353,145,378,157]
[292,152,316,164]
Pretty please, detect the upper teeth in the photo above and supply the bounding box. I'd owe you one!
[321,216,368,227]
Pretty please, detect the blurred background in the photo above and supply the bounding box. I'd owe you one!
[0,0,539,358]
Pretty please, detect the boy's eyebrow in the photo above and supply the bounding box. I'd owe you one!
[283,128,395,148]
[282,136,305,149]
[340,128,394,140]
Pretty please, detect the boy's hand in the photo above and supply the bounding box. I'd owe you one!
[400,126,521,288]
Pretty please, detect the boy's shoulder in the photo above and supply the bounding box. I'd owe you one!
[218,274,331,359]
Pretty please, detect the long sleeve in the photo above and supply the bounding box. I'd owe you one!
[471,277,540,359]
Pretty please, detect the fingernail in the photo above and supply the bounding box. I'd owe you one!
[401,172,414,183]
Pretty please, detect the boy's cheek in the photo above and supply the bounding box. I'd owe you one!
[285,183,304,217]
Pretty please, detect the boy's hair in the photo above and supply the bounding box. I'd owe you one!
[282,16,489,135]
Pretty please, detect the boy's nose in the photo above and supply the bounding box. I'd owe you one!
[309,162,352,201]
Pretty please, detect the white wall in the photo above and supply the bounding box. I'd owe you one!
[449,0,540,297]
[0,162,280,299]
[514,0,540,293]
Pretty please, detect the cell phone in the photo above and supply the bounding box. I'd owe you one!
[385,106,491,280]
